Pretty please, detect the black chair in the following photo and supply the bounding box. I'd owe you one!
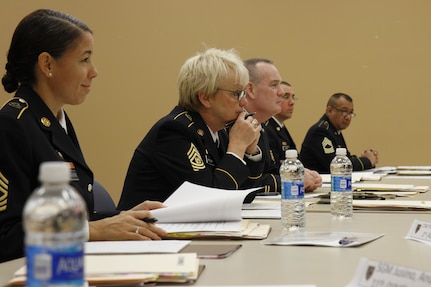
[93,180,116,212]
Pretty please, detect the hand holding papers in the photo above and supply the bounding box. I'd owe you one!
[151,181,270,239]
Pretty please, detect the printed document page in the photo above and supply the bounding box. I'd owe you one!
[151,181,261,223]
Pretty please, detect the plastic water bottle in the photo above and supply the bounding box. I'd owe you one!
[23,162,88,287]
[330,148,353,219]
[279,149,305,230]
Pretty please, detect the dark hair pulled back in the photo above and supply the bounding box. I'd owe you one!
[2,9,92,93]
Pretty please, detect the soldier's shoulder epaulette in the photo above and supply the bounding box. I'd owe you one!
[173,111,195,128]
[317,120,330,130]
[0,97,29,120]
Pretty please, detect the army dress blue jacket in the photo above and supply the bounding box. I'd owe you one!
[0,85,116,263]
[118,106,265,210]
[299,114,373,173]
[264,117,297,172]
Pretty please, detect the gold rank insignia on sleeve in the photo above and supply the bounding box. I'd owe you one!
[187,143,205,171]
[0,171,9,211]
[322,137,335,154]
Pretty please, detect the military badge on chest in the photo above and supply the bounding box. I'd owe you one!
[67,162,80,181]
[281,141,290,152]
[56,152,79,181]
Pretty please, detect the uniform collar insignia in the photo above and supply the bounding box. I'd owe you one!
[40,117,51,127]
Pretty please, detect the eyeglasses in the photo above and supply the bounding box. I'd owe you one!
[217,88,246,101]
[330,106,356,118]
[281,94,298,101]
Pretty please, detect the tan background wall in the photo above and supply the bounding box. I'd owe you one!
[1,0,430,203]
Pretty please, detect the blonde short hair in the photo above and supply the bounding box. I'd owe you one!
[177,48,249,112]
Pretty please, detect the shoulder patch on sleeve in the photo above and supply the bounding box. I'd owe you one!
[317,120,330,130]
[173,111,195,128]
[1,97,29,120]
[0,171,9,212]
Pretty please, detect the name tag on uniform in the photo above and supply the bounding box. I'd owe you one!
[205,154,215,166]
[68,162,80,181]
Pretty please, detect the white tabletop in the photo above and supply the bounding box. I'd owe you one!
[1,174,431,287]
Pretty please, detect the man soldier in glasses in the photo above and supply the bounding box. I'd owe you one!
[299,92,379,173]
[265,81,298,157]
[118,48,264,209]
[263,81,322,192]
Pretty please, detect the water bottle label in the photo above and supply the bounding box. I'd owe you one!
[331,175,352,192]
[281,181,304,199]
[26,243,84,287]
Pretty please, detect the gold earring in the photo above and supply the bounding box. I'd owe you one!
[48,72,52,78]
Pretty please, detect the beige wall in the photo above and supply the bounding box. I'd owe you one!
[1,0,430,203]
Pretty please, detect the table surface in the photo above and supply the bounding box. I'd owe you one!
[1,175,431,287]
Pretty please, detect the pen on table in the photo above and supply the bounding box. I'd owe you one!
[338,236,355,246]
[225,112,256,128]
[256,191,280,197]
[142,217,158,223]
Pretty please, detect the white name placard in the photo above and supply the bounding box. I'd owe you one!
[405,219,431,244]
[347,257,431,287]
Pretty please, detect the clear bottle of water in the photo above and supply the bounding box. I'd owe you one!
[23,162,88,287]
[279,149,305,230]
[330,148,353,219]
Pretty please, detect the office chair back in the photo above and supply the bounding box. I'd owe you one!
[93,180,116,212]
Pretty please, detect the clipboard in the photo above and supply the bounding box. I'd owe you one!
[180,244,242,259]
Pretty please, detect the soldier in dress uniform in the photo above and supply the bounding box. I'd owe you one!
[243,60,322,193]
[118,48,264,210]
[0,9,166,263]
[299,92,379,173]
[264,81,322,191]
[264,81,297,168]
